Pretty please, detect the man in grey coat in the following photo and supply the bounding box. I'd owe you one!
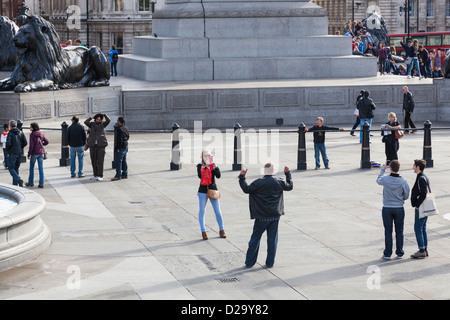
[84,113,110,181]
[376,160,410,259]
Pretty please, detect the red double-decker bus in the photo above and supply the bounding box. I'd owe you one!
[389,31,450,55]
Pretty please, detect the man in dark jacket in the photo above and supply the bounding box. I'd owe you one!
[111,117,130,181]
[238,163,293,268]
[402,86,416,134]
[6,120,27,186]
[67,116,87,178]
[84,113,111,180]
[357,90,376,143]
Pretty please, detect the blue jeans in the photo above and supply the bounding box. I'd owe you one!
[314,143,329,168]
[246,219,279,268]
[382,207,405,257]
[29,154,44,185]
[111,62,117,76]
[359,118,372,143]
[414,209,428,250]
[407,58,421,77]
[115,147,128,178]
[7,154,22,185]
[198,192,224,233]
[70,146,84,177]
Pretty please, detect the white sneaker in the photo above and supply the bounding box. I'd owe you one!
[407,75,411,79]
[419,76,424,80]
[90,175,96,180]
[96,176,103,181]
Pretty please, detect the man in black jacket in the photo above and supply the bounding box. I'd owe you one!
[111,117,130,181]
[357,90,376,143]
[402,86,417,134]
[238,163,293,268]
[67,116,87,178]
[6,120,27,186]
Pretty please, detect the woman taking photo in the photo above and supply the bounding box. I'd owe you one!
[382,112,401,166]
[197,150,226,240]
[26,122,49,188]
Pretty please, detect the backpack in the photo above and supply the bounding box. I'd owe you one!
[112,52,119,62]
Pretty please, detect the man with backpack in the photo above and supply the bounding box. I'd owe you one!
[108,45,119,77]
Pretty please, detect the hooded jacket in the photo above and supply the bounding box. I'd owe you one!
[376,166,410,208]
[6,127,27,155]
[28,130,49,157]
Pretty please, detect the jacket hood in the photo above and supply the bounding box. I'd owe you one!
[9,127,21,135]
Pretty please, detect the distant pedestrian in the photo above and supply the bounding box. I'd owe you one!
[111,117,129,181]
[1,123,9,169]
[67,116,87,178]
[376,160,410,260]
[350,90,364,136]
[197,149,226,240]
[410,159,430,259]
[5,120,27,187]
[357,90,376,143]
[402,86,417,134]
[108,45,119,77]
[84,113,111,181]
[377,42,388,75]
[305,117,344,170]
[26,122,49,188]
[381,112,401,165]
[238,163,293,268]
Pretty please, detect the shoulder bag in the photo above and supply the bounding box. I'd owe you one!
[207,186,220,200]
[39,137,48,160]
[418,184,439,219]
[395,129,404,139]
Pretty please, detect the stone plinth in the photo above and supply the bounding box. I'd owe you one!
[118,0,378,81]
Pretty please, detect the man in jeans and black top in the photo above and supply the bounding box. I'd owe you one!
[238,163,293,268]
[67,116,86,178]
[111,117,129,181]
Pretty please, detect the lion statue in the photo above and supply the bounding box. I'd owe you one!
[0,15,110,93]
[362,12,390,47]
[0,16,19,71]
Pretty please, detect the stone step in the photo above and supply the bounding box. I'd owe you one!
[132,36,352,59]
[118,55,377,82]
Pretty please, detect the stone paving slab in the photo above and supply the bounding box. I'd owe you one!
[0,117,450,302]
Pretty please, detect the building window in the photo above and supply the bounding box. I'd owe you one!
[111,32,124,54]
[114,0,123,12]
[139,0,150,11]
[427,27,435,32]
[447,0,450,17]
[427,0,434,17]
[410,1,415,17]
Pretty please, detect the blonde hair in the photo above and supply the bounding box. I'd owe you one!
[316,117,324,123]
[388,112,397,121]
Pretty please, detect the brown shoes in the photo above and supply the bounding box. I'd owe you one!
[219,230,227,238]
[411,250,427,259]
[202,232,208,240]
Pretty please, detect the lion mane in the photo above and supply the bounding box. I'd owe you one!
[0,16,19,71]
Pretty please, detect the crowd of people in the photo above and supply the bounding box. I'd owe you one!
[1,114,130,188]
[342,20,446,78]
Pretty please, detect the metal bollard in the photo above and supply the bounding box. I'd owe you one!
[59,121,70,167]
[423,120,434,168]
[232,123,242,171]
[112,123,118,169]
[360,121,371,169]
[170,123,182,170]
[297,123,307,170]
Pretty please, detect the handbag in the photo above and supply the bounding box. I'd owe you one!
[353,108,359,116]
[418,185,439,219]
[405,57,412,65]
[394,129,404,139]
[39,137,48,160]
[207,186,220,200]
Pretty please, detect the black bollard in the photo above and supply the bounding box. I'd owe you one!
[361,121,371,169]
[59,121,70,166]
[112,123,119,169]
[423,120,434,168]
[232,123,242,171]
[170,123,182,170]
[297,123,307,170]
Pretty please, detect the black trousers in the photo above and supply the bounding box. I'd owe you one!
[404,112,416,133]
[385,139,399,165]
[90,145,106,177]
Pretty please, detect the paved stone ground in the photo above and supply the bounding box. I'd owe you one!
[1,116,450,301]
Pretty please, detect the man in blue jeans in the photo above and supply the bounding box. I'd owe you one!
[376,160,410,259]
[67,116,86,178]
[238,163,293,268]
[111,117,129,181]
[5,120,27,187]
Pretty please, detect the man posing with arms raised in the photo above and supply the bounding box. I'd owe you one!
[238,163,293,268]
